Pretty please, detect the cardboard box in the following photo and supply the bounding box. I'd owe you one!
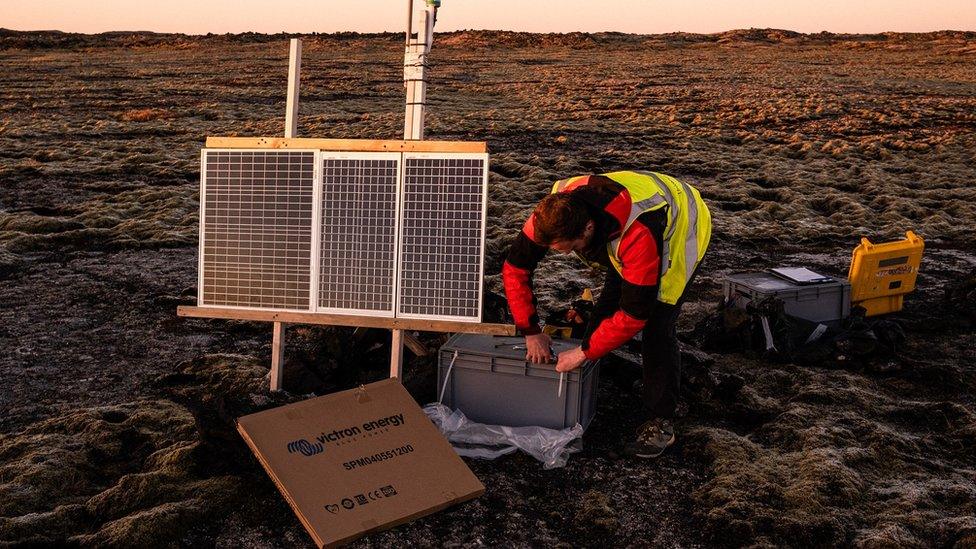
[237,378,484,548]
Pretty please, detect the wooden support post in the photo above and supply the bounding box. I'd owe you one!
[285,38,302,139]
[390,329,405,380]
[272,39,301,391]
[402,332,428,357]
[270,321,287,391]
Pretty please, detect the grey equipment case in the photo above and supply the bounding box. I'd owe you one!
[438,334,601,430]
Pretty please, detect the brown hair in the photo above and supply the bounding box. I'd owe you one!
[533,191,591,245]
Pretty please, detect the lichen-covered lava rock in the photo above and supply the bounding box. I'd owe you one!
[0,400,240,546]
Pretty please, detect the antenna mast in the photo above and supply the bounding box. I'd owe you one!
[391,0,441,379]
[403,0,440,140]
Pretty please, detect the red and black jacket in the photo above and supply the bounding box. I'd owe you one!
[502,176,664,359]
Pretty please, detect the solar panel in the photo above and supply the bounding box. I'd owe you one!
[197,147,489,322]
[199,149,317,311]
[318,153,400,316]
[397,153,488,322]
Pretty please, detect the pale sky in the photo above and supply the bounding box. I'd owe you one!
[4,0,975,35]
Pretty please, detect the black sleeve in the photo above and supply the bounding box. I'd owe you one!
[505,230,547,271]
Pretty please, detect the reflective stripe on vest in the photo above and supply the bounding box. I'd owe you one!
[551,171,711,304]
[552,175,589,193]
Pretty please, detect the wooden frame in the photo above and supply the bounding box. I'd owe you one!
[178,306,514,335]
[205,137,487,153]
[193,138,501,390]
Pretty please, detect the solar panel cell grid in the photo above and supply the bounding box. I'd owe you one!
[398,156,486,321]
[318,156,399,315]
[201,150,315,310]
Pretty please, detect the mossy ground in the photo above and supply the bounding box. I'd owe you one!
[1,29,975,547]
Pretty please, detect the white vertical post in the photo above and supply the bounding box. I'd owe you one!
[403,5,432,140]
[285,38,302,138]
[270,38,302,392]
[392,0,438,380]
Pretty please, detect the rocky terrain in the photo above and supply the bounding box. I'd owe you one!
[1,28,975,547]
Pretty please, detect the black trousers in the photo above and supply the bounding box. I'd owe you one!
[584,266,700,420]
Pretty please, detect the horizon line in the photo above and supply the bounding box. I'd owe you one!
[4,27,975,36]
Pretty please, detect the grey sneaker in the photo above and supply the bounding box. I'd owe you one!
[627,418,675,459]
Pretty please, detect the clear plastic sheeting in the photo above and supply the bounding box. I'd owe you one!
[423,403,583,469]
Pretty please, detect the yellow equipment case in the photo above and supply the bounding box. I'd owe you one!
[847,231,924,316]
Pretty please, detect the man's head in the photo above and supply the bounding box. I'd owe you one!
[533,192,596,254]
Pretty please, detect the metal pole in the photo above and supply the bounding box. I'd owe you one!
[405,0,414,44]
[392,0,438,380]
[403,2,434,141]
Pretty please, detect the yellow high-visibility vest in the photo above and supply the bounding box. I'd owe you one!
[551,171,711,304]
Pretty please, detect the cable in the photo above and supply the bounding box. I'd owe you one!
[438,349,459,404]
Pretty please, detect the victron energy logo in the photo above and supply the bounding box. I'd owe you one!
[287,413,406,458]
[287,439,325,457]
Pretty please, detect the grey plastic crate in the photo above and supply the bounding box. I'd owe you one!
[723,271,851,324]
[437,334,600,430]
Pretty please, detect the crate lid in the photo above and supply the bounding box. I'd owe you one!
[441,333,595,377]
[769,267,835,285]
[726,271,849,295]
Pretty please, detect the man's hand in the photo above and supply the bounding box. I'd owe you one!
[524,333,553,364]
[556,346,587,372]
